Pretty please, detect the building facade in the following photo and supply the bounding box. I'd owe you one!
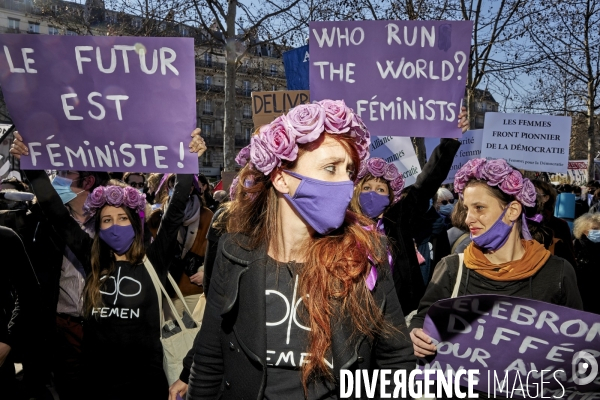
[0,0,288,178]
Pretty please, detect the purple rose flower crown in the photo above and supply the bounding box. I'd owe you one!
[453,158,536,207]
[235,99,371,175]
[83,185,146,217]
[357,157,406,203]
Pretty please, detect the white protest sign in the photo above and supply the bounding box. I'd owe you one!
[481,113,571,173]
[369,136,422,186]
[425,129,482,184]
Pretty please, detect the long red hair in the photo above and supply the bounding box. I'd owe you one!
[227,133,393,388]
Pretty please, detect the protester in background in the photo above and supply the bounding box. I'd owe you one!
[433,187,455,223]
[107,172,124,181]
[590,188,600,213]
[573,213,600,314]
[0,226,41,400]
[574,185,589,218]
[532,180,577,266]
[146,173,164,205]
[0,176,29,192]
[212,190,228,204]
[347,107,469,314]
[11,129,204,400]
[183,100,415,400]
[168,180,213,322]
[197,174,219,212]
[411,158,582,359]
[123,172,146,193]
[10,132,110,400]
[447,198,471,254]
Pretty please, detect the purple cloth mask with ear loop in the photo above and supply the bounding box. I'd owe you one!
[359,191,390,219]
[99,224,135,255]
[282,170,354,235]
[471,208,514,251]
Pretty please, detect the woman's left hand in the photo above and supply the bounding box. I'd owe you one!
[189,269,204,286]
[458,106,469,133]
[189,128,207,158]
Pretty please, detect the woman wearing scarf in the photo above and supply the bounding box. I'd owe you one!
[410,158,583,358]
[573,213,600,314]
[348,107,469,315]
[182,100,415,400]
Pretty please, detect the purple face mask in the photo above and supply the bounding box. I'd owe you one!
[283,170,354,235]
[99,224,136,255]
[471,208,514,251]
[359,191,390,219]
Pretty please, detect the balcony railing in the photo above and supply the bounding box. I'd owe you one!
[196,83,225,93]
[235,138,250,147]
[204,136,223,146]
[195,59,225,70]
[202,111,214,116]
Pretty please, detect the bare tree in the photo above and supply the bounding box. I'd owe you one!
[184,0,312,171]
[521,0,600,181]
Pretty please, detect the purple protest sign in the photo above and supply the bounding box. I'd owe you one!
[0,35,197,172]
[420,294,600,398]
[309,21,472,138]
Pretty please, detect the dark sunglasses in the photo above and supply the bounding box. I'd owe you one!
[440,199,455,205]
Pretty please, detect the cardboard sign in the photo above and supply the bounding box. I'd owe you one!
[420,294,600,398]
[481,113,572,174]
[425,130,482,184]
[251,90,310,128]
[369,136,422,187]
[283,45,310,90]
[0,35,197,172]
[309,20,473,138]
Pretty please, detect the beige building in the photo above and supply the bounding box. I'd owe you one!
[0,0,288,177]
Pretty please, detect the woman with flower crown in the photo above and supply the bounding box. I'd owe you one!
[181,100,415,400]
[10,129,206,400]
[409,158,583,359]
[348,107,470,316]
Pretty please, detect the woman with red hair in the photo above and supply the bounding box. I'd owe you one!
[183,100,415,399]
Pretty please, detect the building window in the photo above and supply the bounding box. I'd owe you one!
[475,115,484,128]
[28,22,40,33]
[272,84,277,91]
[475,102,483,112]
[8,18,19,31]
[204,76,212,90]
[270,64,277,76]
[202,122,212,137]
[204,52,212,67]
[48,26,60,35]
[243,80,251,96]
[243,104,252,119]
[244,127,252,140]
[204,99,212,114]
[66,30,77,36]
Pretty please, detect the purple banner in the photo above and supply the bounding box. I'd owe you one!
[0,35,197,172]
[420,294,600,398]
[309,21,472,138]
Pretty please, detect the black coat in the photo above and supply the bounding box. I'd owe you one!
[185,233,416,400]
[573,236,600,314]
[382,138,460,315]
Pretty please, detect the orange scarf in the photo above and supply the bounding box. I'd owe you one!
[463,239,551,281]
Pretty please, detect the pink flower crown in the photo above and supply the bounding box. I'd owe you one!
[83,185,147,217]
[453,158,536,207]
[357,157,405,203]
[236,99,371,175]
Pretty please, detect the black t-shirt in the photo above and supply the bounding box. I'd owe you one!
[264,257,335,400]
[85,260,162,370]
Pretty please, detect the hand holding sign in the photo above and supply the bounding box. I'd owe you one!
[457,106,469,134]
[410,327,437,357]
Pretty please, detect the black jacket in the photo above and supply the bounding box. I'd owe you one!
[0,226,40,353]
[573,236,600,314]
[410,252,584,330]
[185,233,416,400]
[382,138,460,315]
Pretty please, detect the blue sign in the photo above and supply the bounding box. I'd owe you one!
[283,45,309,90]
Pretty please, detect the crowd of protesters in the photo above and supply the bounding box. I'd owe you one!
[0,100,598,399]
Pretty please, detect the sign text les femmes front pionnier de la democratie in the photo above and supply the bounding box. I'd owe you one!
[0,35,197,173]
